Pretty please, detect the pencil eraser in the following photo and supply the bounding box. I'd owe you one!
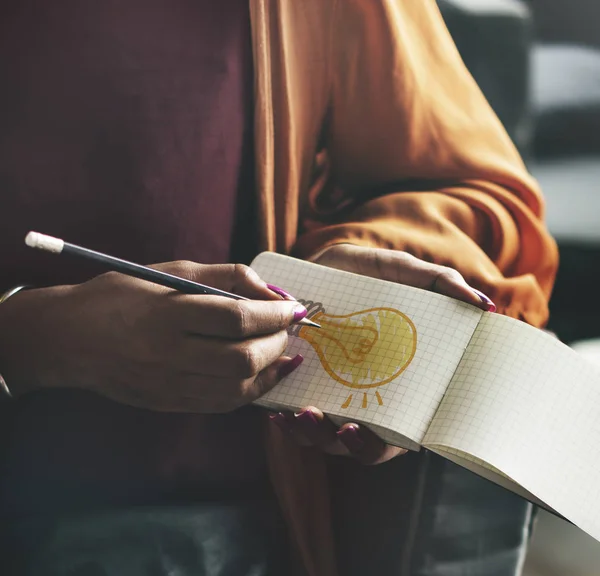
[25,231,64,253]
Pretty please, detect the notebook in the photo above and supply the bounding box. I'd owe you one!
[250,251,600,544]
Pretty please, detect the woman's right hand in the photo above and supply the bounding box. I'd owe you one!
[0,262,306,413]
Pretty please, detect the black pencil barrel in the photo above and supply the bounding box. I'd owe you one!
[62,242,245,299]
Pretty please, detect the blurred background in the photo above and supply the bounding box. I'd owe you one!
[437,0,600,574]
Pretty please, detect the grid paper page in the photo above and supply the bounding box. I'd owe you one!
[427,447,549,509]
[424,312,600,542]
[251,252,483,448]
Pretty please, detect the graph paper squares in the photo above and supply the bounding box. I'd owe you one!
[250,252,482,446]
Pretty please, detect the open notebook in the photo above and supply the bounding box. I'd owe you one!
[251,252,600,544]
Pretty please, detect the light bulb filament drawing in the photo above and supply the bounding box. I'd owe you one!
[293,303,417,409]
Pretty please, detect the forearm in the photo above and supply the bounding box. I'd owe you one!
[294,184,557,328]
[301,0,559,327]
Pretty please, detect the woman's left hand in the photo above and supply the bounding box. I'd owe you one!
[269,244,496,465]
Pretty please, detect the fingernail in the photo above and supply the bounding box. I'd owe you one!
[293,305,308,322]
[295,409,319,431]
[337,425,365,454]
[269,412,293,434]
[267,284,297,301]
[277,354,304,379]
[471,288,497,313]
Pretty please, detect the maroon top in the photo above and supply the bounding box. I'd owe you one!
[0,1,267,517]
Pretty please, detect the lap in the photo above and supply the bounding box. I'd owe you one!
[5,452,534,576]
[5,500,289,576]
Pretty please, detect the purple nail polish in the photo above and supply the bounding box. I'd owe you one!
[269,412,294,434]
[277,354,304,379]
[337,425,365,453]
[293,306,308,322]
[267,284,297,301]
[471,288,497,313]
[295,409,319,430]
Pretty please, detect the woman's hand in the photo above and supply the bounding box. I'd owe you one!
[0,262,307,413]
[270,244,496,465]
[314,244,495,312]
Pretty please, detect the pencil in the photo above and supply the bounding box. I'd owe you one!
[24,231,321,329]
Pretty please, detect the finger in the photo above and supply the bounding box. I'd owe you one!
[268,411,408,462]
[316,246,460,292]
[286,407,347,454]
[469,288,497,312]
[430,268,494,311]
[246,354,305,401]
[171,296,307,338]
[321,246,495,313]
[151,261,276,300]
[367,249,496,312]
[268,409,346,453]
[268,411,296,435]
[368,250,473,299]
[336,423,408,465]
[170,355,303,412]
[175,331,289,378]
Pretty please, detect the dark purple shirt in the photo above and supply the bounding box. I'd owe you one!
[0,0,266,517]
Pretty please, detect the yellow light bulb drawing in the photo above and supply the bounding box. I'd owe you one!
[297,307,417,409]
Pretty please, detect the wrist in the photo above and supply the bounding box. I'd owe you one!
[0,285,73,397]
[0,285,30,396]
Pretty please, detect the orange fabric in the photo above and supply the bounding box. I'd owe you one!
[250,1,559,575]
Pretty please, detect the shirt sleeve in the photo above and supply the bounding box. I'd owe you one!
[292,0,558,328]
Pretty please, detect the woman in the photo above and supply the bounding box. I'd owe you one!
[0,1,558,574]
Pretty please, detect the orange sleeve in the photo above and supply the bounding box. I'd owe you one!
[293,0,558,328]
